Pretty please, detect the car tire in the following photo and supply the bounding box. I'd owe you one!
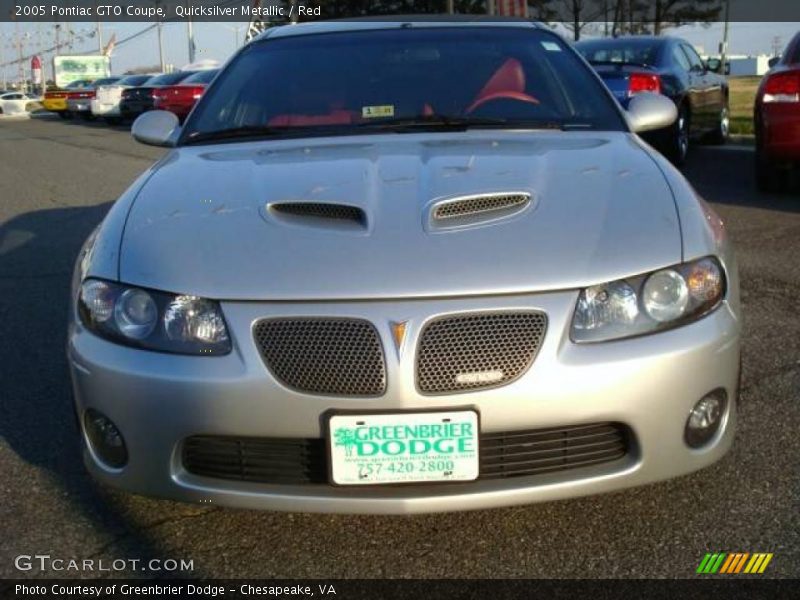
[707,102,729,145]
[57,112,68,119]
[666,104,690,166]
[104,117,121,126]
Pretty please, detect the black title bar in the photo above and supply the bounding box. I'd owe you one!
[1,0,800,23]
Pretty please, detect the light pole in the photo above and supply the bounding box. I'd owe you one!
[15,21,25,93]
[187,1,196,63]
[0,28,6,90]
[720,0,730,75]
[223,25,245,51]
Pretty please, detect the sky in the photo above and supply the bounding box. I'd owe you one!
[1,20,798,83]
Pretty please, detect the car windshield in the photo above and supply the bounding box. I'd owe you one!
[576,40,661,67]
[182,27,625,144]
[182,69,219,84]
[65,80,91,89]
[147,72,194,86]
[790,34,800,63]
[94,77,120,87]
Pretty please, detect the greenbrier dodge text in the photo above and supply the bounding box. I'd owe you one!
[334,421,475,457]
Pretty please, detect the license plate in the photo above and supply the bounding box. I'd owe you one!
[328,410,479,485]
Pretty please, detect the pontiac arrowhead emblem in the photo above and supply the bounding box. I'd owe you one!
[390,320,409,355]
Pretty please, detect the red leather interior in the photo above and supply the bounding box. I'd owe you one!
[268,110,358,126]
[466,58,539,114]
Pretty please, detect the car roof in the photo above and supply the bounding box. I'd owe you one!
[576,35,677,46]
[257,17,541,41]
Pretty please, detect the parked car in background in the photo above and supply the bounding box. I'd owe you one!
[119,71,197,121]
[42,80,95,118]
[576,36,729,165]
[0,91,38,115]
[153,69,219,122]
[754,31,800,192]
[66,77,121,120]
[91,74,155,124]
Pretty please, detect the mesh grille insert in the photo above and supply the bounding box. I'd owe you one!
[417,312,547,394]
[271,202,365,225]
[433,193,530,221]
[254,318,386,396]
[181,423,630,485]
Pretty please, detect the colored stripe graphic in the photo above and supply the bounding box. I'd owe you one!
[720,553,749,573]
[699,553,773,574]
[734,553,750,573]
[744,553,774,574]
[698,553,727,573]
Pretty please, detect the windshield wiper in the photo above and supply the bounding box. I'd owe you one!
[183,115,572,145]
[183,125,309,145]
[356,114,575,133]
[355,114,511,132]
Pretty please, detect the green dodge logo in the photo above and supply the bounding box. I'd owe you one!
[334,421,475,457]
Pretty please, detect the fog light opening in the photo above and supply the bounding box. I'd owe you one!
[83,408,128,468]
[684,389,727,449]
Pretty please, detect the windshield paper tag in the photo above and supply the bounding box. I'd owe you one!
[362,105,395,118]
[541,41,562,52]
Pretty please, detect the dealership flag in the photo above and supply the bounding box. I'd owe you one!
[496,0,528,17]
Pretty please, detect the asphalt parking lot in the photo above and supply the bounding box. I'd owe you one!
[0,115,798,579]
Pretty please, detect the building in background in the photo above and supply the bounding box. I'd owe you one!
[701,53,772,76]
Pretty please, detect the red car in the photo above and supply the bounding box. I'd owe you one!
[152,69,219,122]
[755,31,800,191]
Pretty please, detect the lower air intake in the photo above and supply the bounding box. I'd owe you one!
[182,423,631,485]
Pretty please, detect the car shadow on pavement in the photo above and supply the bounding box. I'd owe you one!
[684,146,799,212]
[0,201,202,578]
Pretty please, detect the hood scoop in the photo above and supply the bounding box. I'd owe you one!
[430,192,532,229]
[268,202,367,231]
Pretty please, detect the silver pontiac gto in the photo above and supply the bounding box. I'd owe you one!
[68,19,741,514]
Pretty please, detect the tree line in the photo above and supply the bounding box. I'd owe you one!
[302,0,723,41]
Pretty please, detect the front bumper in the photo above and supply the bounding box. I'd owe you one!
[760,104,800,161]
[42,98,67,112]
[68,291,740,514]
[67,99,93,114]
[119,99,153,119]
[90,99,120,117]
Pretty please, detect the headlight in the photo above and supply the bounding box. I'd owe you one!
[571,257,725,343]
[78,279,231,355]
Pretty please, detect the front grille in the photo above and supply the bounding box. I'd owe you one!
[270,202,365,225]
[433,193,530,221]
[479,423,629,479]
[254,318,386,396]
[182,423,630,485]
[417,312,547,394]
[183,436,327,485]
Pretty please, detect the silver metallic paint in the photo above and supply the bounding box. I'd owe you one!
[68,20,741,513]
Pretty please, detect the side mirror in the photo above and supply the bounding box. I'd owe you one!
[131,110,180,147]
[768,56,780,69]
[705,58,721,74]
[627,93,678,133]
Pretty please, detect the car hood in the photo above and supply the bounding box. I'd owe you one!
[120,131,680,300]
